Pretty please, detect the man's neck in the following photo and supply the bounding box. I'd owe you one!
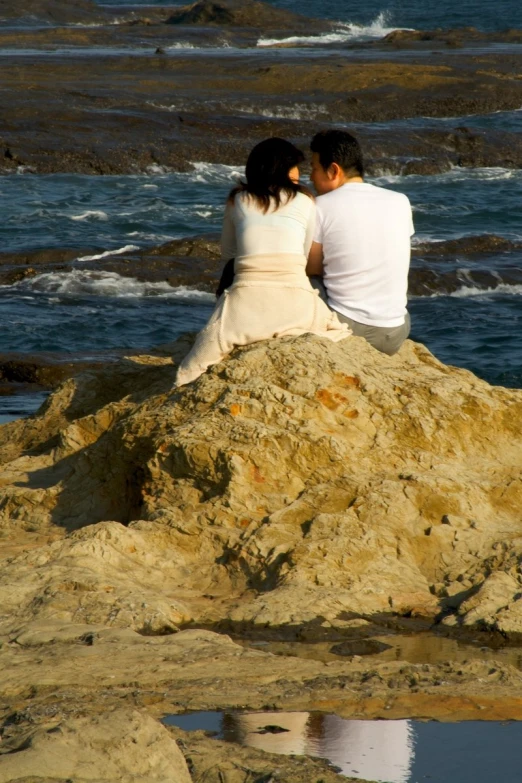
[340,174,364,186]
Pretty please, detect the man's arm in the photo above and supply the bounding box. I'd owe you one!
[307,241,324,276]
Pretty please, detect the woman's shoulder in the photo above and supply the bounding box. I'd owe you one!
[293,189,316,212]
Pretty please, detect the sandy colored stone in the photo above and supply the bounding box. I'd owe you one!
[2,625,522,723]
[0,334,521,637]
[0,708,192,783]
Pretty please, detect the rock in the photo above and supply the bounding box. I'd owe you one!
[0,352,118,389]
[0,334,521,637]
[454,571,522,634]
[0,708,192,783]
[0,0,107,25]
[165,0,332,32]
[331,639,393,656]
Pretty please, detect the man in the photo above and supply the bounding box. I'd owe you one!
[307,129,414,355]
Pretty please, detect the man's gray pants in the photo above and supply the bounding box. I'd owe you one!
[310,277,410,356]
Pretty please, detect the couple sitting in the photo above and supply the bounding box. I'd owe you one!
[176,130,414,387]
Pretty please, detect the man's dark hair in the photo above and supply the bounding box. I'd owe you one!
[310,130,364,178]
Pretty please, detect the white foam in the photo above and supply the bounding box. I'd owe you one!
[166,42,197,50]
[449,283,522,298]
[76,245,140,262]
[9,269,215,300]
[423,283,522,299]
[70,210,109,222]
[190,161,244,184]
[127,231,178,242]
[373,165,520,187]
[240,103,329,120]
[146,163,171,175]
[257,12,409,47]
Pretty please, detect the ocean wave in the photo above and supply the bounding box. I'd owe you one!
[190,162,244,184]
[447,283,522,298]
[146,163,172,175]
[7,270,215,300]
[373,166,521,186]
[257,11,409,47]
[239,103,329,120]
[127,232,178,242]
[76,245,140,262]
[165,42,197,50]
[70,210,109,222]
[422,283,522,299]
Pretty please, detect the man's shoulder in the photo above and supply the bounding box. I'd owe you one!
[317,183,410,204]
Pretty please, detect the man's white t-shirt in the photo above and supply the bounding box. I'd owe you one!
[314,182,414,328]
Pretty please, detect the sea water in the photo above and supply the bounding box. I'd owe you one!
[1,160,521,395]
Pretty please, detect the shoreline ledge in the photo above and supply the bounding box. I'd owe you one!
[1,334,522,778]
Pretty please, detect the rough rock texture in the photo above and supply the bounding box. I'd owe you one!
[0,708,192,783]
[0,0,107,24]
[1,334,521,637]
[165,0,331,31]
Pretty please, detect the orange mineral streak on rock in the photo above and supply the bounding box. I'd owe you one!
[315,388,339,409]
[251,465,266,483]
[229,403,241,416]
[335,373,361,389]
[0,334,521,640]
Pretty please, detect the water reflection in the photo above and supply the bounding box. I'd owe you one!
[164,711,522,783]
[223,712,413,783]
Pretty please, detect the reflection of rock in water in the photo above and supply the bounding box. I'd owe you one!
[225,712,413,783]
[223,712,310,755]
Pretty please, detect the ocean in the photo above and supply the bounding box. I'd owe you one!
[1,0,522,425]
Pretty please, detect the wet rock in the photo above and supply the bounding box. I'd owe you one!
[165,0,332,32]
[331,639,393,657]
[413,235,522,257]
[382,27,522,46]
[0,0,108,25]
[0,351,121,389]
[2,41,522,173]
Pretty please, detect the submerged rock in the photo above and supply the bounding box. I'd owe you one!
[1,334,521,638]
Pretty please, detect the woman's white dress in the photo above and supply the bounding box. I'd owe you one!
[175,190,350,386]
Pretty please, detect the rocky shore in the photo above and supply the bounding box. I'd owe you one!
[2,0,522,778]
[1,332,522,778]
[2,0,522,176]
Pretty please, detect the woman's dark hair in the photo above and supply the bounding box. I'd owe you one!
[229,137,312,212]
[310,129,364,178]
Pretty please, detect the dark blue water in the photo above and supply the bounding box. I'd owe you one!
[1,161,521,398]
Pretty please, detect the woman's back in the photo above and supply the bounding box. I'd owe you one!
[222,191,316,263]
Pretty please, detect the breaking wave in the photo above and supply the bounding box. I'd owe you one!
[446,283,522,298]
[7,270,215,300]
[76,245,140,262]
[70,210,109,222]
[257,11,408,47]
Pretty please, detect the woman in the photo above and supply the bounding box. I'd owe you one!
[175,138,350,387]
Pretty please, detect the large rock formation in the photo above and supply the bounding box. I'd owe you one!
[165,0,332,32]
[1,334,521,637]
[0,708,192,783]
